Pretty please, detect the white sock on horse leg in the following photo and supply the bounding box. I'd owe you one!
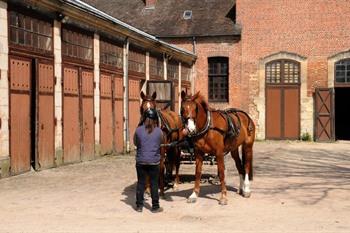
[244,174,251,193]
[189,191,198,199]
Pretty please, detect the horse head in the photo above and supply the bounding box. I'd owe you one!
[140,91,157,115]
[180,90,209,135]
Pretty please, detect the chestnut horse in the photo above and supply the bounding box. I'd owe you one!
[140,91,184,196]
[180,91,255,205]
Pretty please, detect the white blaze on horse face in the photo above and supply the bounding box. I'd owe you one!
[186,118,196,134]
[146,102,151,109]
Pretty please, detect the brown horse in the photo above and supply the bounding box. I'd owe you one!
[140,91,184,196]
[180,91,255,205]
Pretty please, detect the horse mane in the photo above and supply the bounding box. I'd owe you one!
[192,92,209,112]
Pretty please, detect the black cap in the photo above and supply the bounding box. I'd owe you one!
[144,108,158,120]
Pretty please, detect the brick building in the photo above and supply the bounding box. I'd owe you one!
[85,0,350,141]
[0,0,195,178]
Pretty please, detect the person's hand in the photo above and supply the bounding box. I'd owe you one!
[182,128,189,136]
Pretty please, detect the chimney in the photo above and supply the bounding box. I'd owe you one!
[145,0,156,9]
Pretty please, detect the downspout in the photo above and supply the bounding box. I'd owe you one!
[191,36,197,94]
[123,37,130,153]
[178,62,182,114]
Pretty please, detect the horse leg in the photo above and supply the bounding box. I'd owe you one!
[241,144,253,198]
[187,150,204,203]
[216,151,228,205]
[173,148,181,191]
[231,148,245,195]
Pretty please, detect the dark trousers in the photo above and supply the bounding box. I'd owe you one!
[136,164,160,209]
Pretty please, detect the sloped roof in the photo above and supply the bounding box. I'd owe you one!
[81,0,240,37]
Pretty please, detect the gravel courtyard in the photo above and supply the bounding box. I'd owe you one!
[0,141,349,233]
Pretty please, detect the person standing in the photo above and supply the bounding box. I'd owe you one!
[134,108,164,213]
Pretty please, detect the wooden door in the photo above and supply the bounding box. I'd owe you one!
[129,79,141,147]
[9,57,32,175]
[63,67,81,163]
[100,73,113,155]
[314,88,335,141]
[114,76,124,152]
[81,70,95,161]
[266,86,300,139]
[36,61,55,169]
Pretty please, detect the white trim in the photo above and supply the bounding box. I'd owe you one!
[328,50,350,88]
[256,51,311,139]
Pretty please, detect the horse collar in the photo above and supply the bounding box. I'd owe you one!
[188,109,211,139]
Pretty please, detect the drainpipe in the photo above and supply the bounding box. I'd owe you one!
[191,36,197,94]
[123,37,130,153]
[163,53,168,80]
[178,62,182,114]
[192,36,197,54]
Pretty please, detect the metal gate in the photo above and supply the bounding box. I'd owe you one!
[114,75,124,152]
[9,57,31,175]
[266,86,300,139]
[100,73,113,155]
[63,67,81,163]
[129,79,141,146]
[314,88,335,141]
[36,61,55,169]
[81,70,95,161]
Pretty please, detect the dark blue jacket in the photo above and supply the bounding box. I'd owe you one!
[134,125,163,164]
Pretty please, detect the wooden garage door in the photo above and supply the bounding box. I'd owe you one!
[10,57,32,175]
[129,79,141,147]
[314,88,334,141]
[63,67,81,163]
[100,73,113,155]
[114,75,124,152]
[266,60,300,140]
[81,70,95,161]
[36,61,55,169]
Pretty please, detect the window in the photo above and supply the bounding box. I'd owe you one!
[183,10,192,20]
[208,57,228,102]
[335,59,350,83]
[167,60,179,80]
[149,55,163,78]
[100,40,123,68]
[9,11,53,52]
[181,63,191,81]
[266,60,300,84]
[62,28,93,61]
[128,49,146,73]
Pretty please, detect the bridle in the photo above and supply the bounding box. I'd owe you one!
[181,99,211,139]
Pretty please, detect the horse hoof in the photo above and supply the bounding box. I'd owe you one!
[242,191,251,198]
[187,197,197,203]
[219,198,228,205]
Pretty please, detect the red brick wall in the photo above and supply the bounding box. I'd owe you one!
[163,37,243,110]
[236,0,350,96]
[164,0,350,122]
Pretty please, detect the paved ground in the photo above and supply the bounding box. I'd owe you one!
[0,141,349,233]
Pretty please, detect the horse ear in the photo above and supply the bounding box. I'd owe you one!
[151,91,157,100]
[140,91,146,100]
[181,90,187,100]
[191,91,200,101]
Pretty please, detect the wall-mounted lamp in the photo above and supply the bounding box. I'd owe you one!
[56,12,69,23]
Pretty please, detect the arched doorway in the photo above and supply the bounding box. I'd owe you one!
[334,59,350,140]
[265,59,300,139]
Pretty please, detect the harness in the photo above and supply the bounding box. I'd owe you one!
[185,107,254,140]
[156,110,180,138]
